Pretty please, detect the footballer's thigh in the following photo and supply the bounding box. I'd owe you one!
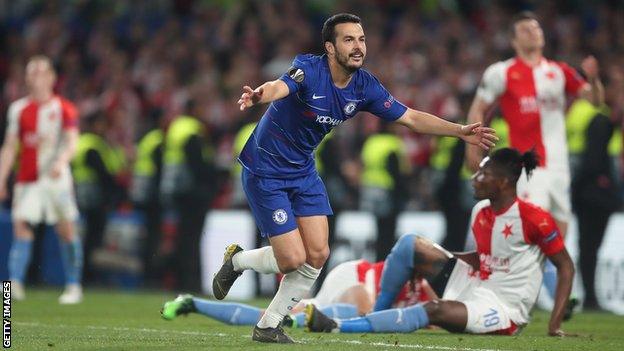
[296,215,330,269]
[549,170,571,236]
[458,286,517,335]
[426,289,515,334]
[291,172,332,269]
[517,168,570,236]
[12,182,45,226]
[12,220,35,240]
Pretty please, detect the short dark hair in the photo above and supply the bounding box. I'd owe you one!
[509,11,539,38]
[488,147,539,183]
[322,13,362,50]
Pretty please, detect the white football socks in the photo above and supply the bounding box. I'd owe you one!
[232,246,281,274]
[256,263,321,329]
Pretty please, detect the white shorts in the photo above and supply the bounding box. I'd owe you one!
[516,167,571,223]
[309,260,361,307]
[442,260,518,335]
[12,173,79,225]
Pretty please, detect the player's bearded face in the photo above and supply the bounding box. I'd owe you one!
[333,23,366,72]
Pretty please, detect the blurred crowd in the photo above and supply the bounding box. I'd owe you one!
[2,0,623,209]
[1,0,623,289]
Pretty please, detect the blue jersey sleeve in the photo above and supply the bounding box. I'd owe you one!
[363,76,408,121]
[279,54,315,94]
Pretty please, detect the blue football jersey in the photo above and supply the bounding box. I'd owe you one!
[239,54,407,178]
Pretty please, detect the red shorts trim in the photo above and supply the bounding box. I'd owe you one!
[488,321,519,336]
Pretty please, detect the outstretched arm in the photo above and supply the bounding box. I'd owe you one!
[395,108,497,151]
[237,80,291,111]
[546,248,576,337]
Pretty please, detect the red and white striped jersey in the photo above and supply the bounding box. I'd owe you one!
[476,58,586,171]
[470,198,565,324]
[5,96,78,183]
[356,260,430,307]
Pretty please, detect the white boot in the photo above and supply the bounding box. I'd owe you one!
[59,284,83,304]
[11,281,26,301]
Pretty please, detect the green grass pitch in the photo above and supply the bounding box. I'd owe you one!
[8,289,624,350]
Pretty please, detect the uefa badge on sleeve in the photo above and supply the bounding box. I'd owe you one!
[272,209,288,225]
[288,67,305,83]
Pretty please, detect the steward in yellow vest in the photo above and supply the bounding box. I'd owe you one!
[360,123,410,261]
[569,99,622,310]
[72,117,124,210]
[567,99,621,172]
[131,128,164,206]
[71,112,125,283]
[160,114,215,205]
[159,106,217,291]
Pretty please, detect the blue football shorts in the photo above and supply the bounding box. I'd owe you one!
[241,168,333,237]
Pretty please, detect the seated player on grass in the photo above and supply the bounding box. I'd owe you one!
[161,257,435,328]
[306,148,576,337]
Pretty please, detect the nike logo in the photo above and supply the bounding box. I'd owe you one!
[312,94,325,100]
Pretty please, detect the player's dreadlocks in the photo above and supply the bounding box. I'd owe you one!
[488,147,539,183]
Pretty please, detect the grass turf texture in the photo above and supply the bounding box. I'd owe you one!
[10,289,624,350]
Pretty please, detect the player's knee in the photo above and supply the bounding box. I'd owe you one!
[276,253,306,273]
[306,246,329,269]
[390,233,416,259]
[13,221,34,240]
[57,224,75,242]
[398,233,417,250]
[413,235,433,255]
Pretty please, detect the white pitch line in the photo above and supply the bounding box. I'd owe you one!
[15,321,508,351]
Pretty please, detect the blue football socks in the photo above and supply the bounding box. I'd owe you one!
[374,234,416,311]
[340,303,429,333]
[192,298,263,325]
[60,236,83,285]
[8,238,33,283]
[294,303,358,327]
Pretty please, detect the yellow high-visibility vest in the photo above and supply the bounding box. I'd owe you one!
[72,133,122,182]
[361,134,408,189]
[134,129,164,177]
[231,122,257,176]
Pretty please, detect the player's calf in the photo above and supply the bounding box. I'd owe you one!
[306,303,430,333]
